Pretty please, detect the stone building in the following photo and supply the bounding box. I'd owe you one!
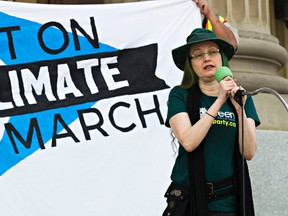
[4,0,288,215]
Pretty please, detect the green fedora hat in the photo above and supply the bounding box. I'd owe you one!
[172,28,235,71]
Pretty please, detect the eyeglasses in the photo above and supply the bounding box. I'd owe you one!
[190,48,220,60]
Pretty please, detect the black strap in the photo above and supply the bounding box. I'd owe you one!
[206,176,234,202]
[208,187,234,202]
[209,175,234,190]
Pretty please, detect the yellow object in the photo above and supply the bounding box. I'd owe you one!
[205,15,227,30]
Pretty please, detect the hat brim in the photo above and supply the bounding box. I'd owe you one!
[172,38,235,71]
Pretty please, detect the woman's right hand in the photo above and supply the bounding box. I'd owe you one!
[192,0,212,17]
[218,76,237,102]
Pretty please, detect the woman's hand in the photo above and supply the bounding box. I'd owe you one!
[192,0,211,16]
[218,76,237,103]
[230,85,247,111]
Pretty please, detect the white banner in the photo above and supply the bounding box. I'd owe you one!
[0,1,201,215]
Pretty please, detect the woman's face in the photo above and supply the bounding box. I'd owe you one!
[189,41,222,81]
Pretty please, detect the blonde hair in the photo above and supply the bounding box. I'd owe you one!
[179,57,198,89]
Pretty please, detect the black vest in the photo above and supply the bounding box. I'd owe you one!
[187,83,255,216]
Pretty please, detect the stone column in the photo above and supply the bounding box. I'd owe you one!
[210,0,288,93]
[210,0,288,131]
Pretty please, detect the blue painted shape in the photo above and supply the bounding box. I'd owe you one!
[0,11,118,175]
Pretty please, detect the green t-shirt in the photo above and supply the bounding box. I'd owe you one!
[166,86,260,212]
